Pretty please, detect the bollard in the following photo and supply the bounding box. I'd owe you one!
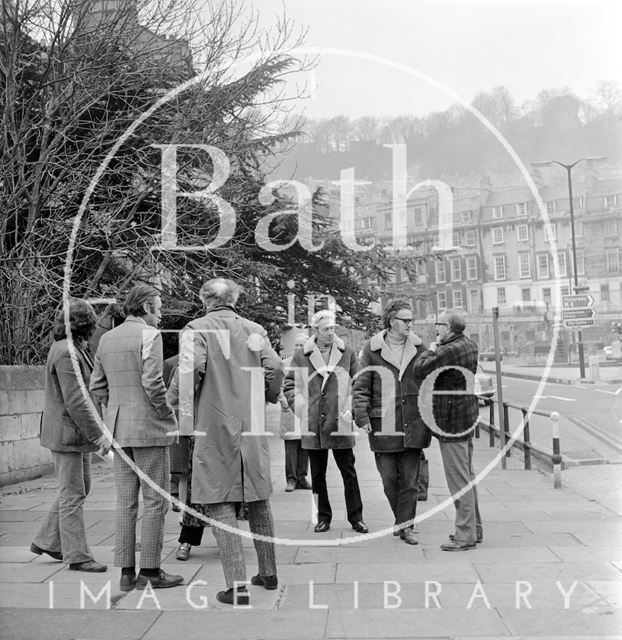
[551,411,562,489]
[588,355,600,382]
[488,401,495,447]
[521,408,531,471]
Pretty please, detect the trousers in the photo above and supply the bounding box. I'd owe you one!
[209,500,276,588]
[307,448,363,524]
[439,438,482,543]
[113,446,169,569]
[374,448,421,530]
[34,451,93,565]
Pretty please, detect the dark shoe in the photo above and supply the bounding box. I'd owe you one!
[400,528,419,545]
[69,560,107,572]
[441,539,476,551]
[314,521,330,533]
[176,542,191,561]
[172,504,180,512]
[136,570,183,589]
[450,533,483,544]
[285,479,296,492]
[120,574,137,592]
[250,574,278,590]
[296,478,312,490]
[351,521,369,534]
[30,543,62,561]
[216,586,250,606]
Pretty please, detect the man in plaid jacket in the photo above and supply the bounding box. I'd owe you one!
[413,310,483,551]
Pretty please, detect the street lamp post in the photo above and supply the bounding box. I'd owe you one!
[532,156,606,379]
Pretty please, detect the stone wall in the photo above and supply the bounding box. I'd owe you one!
[0,366,52,486]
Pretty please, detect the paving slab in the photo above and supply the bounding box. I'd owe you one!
[325,608,509,638]
[335,562,481,584]
[473,561,622,584]
[143,610,328,640]
[0,607,161,640]
[497,608,622,636]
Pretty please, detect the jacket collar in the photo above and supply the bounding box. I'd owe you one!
[125,315,148,325]
[304,335,346,389]
[369,330,423,380]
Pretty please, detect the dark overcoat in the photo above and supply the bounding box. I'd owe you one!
[352,330,431,452]
[283,335,358,450]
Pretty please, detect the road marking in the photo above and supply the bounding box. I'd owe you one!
[533,394,576,402]
[595,388,622,396]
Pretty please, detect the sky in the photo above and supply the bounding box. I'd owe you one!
[247,0,622,119]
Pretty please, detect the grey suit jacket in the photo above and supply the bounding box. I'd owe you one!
[90,316,176,447]
[40,339,102,453]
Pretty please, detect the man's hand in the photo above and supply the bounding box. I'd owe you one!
[355,421,372,433]
[94,433,112,456]
[428,341,439,352]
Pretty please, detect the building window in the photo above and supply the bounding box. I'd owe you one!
[413,207,425,226]
[453,289,463,308]
[492,227,504,244]
[437,290,447,309]
[556,251,567,278]
[576,248,585,276]
[470,289,479,311]
[466,256,478,280]
[573,196,584,210]
[452,231,461,247]
[493,255,507,281]
[544,222,556,242]
[464,229,476,246]
[492,205,502,219]
[516,202,528,216]
[574,220,583,237]
[601,283,610,302]
[543,288,552,305]
[545,200,557,214]
[537,254,550,279]
[361,217,374,229]
[517,224,529,241]
[519,253,531,279]
[462,210,473,223]
[435,261,446,283]
[604,195,616,208]
[604,219,618,236]
[451,258,461,281]
[561,286,570,296]
[497,287,506,305]
[521,288,531,302]
[606,248,620,273]
[384,212,392,229]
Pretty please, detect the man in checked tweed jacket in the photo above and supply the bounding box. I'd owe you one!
[413,310,483,551]
[90,285,183,591]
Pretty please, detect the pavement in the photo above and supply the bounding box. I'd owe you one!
[479,359,622,385]
[1,405,622,639]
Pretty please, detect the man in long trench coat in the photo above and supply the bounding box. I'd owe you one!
[168,279,284,606]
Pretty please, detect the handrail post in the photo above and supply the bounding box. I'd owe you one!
[521,408,531,470]
[503,401,511,461]
[488,400,495,447]
[551,411,562,488]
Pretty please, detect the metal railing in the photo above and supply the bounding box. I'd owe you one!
[475,396,562,488]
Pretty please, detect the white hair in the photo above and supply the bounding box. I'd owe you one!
[311,309,336,327]
[199,278,242,307]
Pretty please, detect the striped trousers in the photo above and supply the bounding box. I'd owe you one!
[113,446,169,569]
[209,500,276,588]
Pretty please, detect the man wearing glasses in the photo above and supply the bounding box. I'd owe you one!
[413,310,482,551]
[353,299,431,545]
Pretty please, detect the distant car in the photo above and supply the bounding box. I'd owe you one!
[479,350,503,362]
[474,367,495,405]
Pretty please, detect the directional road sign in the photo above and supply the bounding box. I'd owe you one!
[562,294,595,309]
[563,318,596,329]
[561,308,597,320]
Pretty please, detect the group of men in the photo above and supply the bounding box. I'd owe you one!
[83,278,483,606]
